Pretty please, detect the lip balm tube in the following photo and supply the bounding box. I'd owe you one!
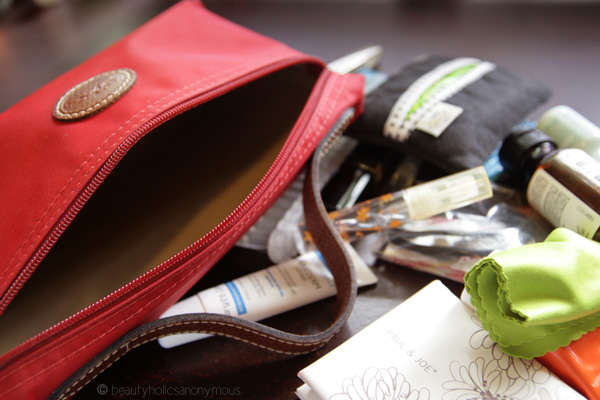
[158,244,377,348]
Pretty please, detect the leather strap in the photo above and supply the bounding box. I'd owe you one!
[49,126,358,400]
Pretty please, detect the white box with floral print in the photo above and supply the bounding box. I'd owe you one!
[297,280,585,400]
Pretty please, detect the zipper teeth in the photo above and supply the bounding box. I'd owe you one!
[5,65,331,352]
[319,108,356,158]
[0,105,187,314]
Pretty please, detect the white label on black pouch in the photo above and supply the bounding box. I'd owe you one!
[415,102,463,138]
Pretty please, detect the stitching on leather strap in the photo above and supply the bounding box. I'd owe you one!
[58,320,338,400]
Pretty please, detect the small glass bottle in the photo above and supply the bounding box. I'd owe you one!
[297,166,492,252]
[538,105,600,161]
[500,125,600,241]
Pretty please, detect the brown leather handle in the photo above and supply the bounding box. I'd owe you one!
[49,120,358,400]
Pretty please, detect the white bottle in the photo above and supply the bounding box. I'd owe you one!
[538,105,600,161]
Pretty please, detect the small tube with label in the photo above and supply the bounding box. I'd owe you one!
[158,244,377,348]
[298,166,492,251]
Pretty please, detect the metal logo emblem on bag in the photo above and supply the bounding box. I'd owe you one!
[53,68,136,121]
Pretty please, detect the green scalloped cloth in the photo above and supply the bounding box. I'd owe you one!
[465,227,600,359]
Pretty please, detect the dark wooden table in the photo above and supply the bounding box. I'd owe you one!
[1,1,599,399]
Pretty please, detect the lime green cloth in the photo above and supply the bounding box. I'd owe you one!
[465,228,600,359]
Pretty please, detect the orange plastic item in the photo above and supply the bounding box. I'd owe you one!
[539,327,600,400]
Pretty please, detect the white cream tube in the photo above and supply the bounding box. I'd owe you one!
[158,244,377,348]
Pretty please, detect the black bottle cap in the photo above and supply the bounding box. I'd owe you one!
[499,123,558,186]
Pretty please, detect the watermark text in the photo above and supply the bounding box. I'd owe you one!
[96,383,241,398]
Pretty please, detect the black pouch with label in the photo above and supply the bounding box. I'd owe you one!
[346,55,552,173]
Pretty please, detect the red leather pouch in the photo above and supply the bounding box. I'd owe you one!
[0,1,364,398]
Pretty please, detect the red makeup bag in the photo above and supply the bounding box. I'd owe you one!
[0,1,364,398]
